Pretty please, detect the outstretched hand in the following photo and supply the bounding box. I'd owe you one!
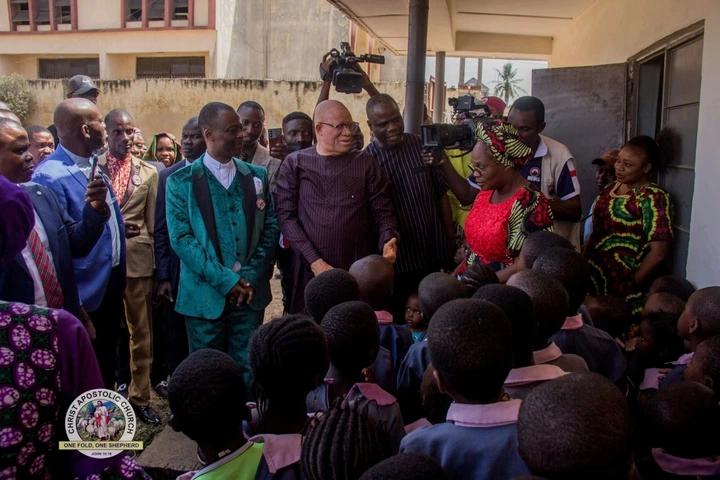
[383,238,398,264]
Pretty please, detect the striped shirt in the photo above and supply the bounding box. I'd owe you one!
[273,146,399,270]
[366,134,449,272]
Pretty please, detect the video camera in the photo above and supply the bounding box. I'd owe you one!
[421,95,495,155]
[322,42,385,94]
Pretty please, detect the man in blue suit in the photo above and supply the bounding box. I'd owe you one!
[152,116,205,394]
[0,117,109,321]
[33,98,127,390]
[166,102,279,385]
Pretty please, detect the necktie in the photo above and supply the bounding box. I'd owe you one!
[27,228,64,309]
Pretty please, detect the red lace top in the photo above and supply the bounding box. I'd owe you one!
[464,185,554,269]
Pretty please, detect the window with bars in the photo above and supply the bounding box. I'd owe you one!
[39,58,100,79]
[136,56,205,78]
[127,0,189,23]
[10,0,30,26]
[10,0,72,28]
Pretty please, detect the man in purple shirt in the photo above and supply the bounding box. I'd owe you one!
[274,100,400,314]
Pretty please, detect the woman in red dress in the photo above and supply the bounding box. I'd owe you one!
[463,121,554,283]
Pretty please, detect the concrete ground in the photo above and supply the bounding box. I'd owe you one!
[137,276,285,476]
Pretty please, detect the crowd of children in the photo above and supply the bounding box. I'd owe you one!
[165,231,720,480]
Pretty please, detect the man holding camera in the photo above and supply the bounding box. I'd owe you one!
[274,100,399,314]
[365,94,454,322]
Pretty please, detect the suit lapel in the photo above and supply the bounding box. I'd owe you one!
[56,148,89,189]
[235,159,257,258]
[120,159,141,209]
[191,160,223,264]
[25,185,63,276]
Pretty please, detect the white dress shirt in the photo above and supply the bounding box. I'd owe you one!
[203,152,236,190]
[20,211,53,306]
[61,145,121,267]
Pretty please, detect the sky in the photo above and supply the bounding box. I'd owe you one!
[424,57,548,98]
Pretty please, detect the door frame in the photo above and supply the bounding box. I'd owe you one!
[626,20,705,139]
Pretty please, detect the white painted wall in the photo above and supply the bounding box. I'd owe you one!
[686,7,720,287]
[549,0,712,68]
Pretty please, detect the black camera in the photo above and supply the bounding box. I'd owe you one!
[421,95,495,152]
[322,42,385,94]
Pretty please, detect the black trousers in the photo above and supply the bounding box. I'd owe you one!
[89,266,124,390]
[151,301,189,383]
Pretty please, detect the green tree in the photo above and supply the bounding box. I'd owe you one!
[492,63,527,104]
[0,74,32,123]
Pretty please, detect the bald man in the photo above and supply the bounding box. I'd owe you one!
[274,100,399,314]
[32,98,128,394]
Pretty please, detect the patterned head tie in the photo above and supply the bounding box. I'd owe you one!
[475,120,534,170]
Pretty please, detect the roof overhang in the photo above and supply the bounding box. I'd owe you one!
[326,0,598,59]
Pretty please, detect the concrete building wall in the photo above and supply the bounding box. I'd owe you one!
[78,0,122,30]
[215,0,349,80]
[549,0,711,68]
[549,0,720,287]
[0,3,9,31]
[24,78,406,143]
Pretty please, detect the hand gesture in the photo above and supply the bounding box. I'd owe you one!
[320,53,336,81]
[80,307,97,341]
[155,280,174,304]
[383,238,398,264]
[227,279,254,306]
[422,149,447,167]
[125,223,141,239]
[270,142,288,162]
[310,259,333,277]
[85,174,109,213]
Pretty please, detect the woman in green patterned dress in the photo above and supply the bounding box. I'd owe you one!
[584,135,674,315]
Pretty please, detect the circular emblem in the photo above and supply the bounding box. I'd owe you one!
[131,174,142,186]
[529,167,541,178]
[65,389,136,458]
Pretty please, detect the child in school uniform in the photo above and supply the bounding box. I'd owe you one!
[404,293,427,343]
[458,261,498,297]
[642,292,686,318]
[585,295,633,338]
[534,247,627,383]
[400,298,530,479]
[244,315,330,479]
[507,270,589,373]
[359,453,449,480]
[649,275,696,302]
[303,269,360,323]
[474,284,566,400]
[684,336,720,396]
[396,273,467,423]
[517,373,635,480]
[514,230,574,273]
[631,312,686,391]
[350,255,414,371]
[170,350,264,480]
[301,400,393,480]
[661,287,720,388]
[304,301,405,452]
[638,381,720,479]
[304,268,396,393]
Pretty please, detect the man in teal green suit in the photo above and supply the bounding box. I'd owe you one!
[166,102,279,384]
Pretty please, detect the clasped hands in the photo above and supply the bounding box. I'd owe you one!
[227,279,255,306]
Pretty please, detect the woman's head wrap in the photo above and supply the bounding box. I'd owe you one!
[143,132,183,166]
[475,120,534,170]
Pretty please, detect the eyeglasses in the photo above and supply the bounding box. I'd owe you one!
[317,122,360,134]
[468,160,501,175]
